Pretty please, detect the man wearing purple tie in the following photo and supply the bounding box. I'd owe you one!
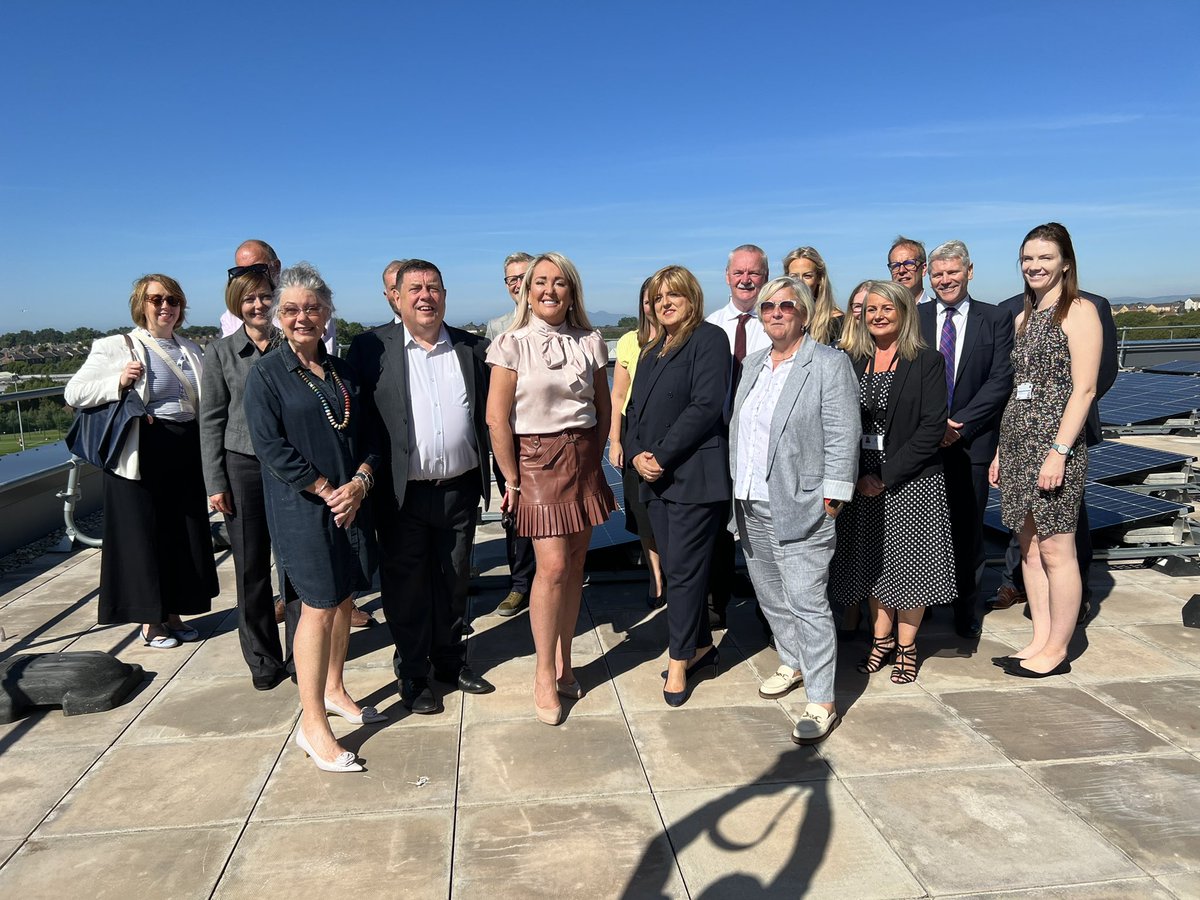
[918,240,1014,639]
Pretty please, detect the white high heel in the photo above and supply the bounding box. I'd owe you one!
[324,697,388,725]
[295,727,363,773]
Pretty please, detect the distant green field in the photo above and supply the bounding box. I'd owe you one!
[0,430,66,455]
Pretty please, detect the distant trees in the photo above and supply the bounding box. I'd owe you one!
[617,316,638,329]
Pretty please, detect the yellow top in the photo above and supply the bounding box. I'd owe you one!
[615,330,644,415]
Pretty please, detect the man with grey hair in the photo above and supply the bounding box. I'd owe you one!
[888,235,933,305]
[918,239,1014,639]
[486,252,534,340]
[382,259,407,322]
[485,251,536,615]
[703,243,772,631]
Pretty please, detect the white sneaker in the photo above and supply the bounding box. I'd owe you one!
[791,703,838,745]
[758,665,803,699]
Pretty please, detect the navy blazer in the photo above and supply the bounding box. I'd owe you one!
[624,322,732,505]
[918,297,1015,464]
[346,322,491,510]
[999,289,1117,447]
[852,347,948,488]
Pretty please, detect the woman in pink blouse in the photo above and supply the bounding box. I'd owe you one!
[486,251,616,725]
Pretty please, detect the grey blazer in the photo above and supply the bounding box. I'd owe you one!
[200,328,277,496]
[729,338,861,543]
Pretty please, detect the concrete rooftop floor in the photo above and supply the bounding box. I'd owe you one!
[1,466,1199,898]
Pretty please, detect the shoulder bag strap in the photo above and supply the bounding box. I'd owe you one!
[131,331,200,409]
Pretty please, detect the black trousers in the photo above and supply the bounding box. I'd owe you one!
[649,498,725,660]
[494,464,535,594]
[224,451,287,687]
[942,445,989,621]
[378,474,480,679]
[707,527,735,619]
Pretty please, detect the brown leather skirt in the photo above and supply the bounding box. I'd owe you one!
[516,426,616,538]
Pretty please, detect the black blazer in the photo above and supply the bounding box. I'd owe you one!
[853,347,948,488]
[624,322,732,504]
[346,322,491,510]
[999,289,1117,446]
[918,297,1014,464]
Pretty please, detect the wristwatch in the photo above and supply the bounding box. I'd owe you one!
[1051,442,1072,456]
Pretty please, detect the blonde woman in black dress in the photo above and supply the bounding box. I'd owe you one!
[989,223,1101,678]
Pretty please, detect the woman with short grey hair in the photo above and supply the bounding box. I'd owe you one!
[730,275,861,743]
[245,262,381,772]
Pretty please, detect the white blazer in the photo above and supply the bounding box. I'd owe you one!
[64,329,205,480]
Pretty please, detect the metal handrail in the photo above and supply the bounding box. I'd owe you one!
[58,457,102,548]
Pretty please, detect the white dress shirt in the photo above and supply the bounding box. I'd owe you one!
[935,295,971,379]
[404,324,478,481]
[705,300,772,358]
[734,351,795,502]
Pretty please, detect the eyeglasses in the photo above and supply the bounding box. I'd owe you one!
[228,262,275,284]
[887,259,921,272]
[759,300,798,315]
[145,294,180,308]
[277,304,327,319]
[503,274,525,287]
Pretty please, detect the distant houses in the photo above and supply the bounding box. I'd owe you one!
[1112,299,1198,315]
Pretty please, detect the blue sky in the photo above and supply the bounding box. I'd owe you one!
[2,1,1197,332]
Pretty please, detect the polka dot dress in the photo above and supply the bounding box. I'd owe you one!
[829,370,957,610]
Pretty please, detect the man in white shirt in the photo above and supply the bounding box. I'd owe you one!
[888,235,933,305]
[222,239,337,353]
[703,243,771,631]
[484,252,536,616]
[346,259,495,713]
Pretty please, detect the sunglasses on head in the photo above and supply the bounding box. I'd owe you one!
[227,262,275,285]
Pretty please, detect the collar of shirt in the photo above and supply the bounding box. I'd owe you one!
[403,323,451,353]
[721,299,759,322]
[234,326,275,357]
[281,340,329,373]
[937,295,972,319]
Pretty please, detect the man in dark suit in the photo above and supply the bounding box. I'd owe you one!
[346,259,494,714]
[919,241,1014,639]
[989,287,1119,613]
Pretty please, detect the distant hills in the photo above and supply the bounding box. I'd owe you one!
[1111,294,1196,306]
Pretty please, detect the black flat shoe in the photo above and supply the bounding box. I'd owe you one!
[1003,658,1071,679]
[647,589,665,610]
[400,678,440,714]
[660,646,720,681]
[663,688,686,707]
[990,655,1018,668]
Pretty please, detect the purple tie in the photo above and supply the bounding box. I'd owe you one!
[939,306,957,407]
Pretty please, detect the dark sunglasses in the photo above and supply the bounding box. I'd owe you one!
[227,262,276,285]
[144,293,181,308]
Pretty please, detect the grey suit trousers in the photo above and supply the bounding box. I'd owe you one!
[736,499,838,703]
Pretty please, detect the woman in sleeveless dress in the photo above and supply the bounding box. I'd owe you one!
[989,223,1102,678]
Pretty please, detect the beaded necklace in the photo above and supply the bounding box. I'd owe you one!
[296,363,352,431]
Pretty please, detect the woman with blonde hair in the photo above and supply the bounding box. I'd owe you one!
[828,280,956,684]
[486,252,616,725]
[783,246,841,345]
[624,265,732,706]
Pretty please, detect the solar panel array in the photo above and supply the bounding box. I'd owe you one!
[1141,359,1200,376]
[589,441,635,549]
[984,483,1188,534]
[1085,440,1193,483]
[1099,372,1200,426]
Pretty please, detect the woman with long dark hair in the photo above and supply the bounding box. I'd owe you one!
[989,223,1101,678]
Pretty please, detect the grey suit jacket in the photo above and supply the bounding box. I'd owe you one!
[729,338,861,543]
[200,328,277,495]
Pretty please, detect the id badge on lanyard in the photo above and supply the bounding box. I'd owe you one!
[862,433,884,451]
[1016,382,1033,401]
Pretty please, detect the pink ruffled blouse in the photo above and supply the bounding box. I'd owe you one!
[486,316,608,435]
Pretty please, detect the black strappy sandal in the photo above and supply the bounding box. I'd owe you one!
[891,642,918,684]
[857,635,896,674]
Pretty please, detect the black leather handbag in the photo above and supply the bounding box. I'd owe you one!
[65,335,147,470]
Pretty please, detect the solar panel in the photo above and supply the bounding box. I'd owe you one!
[984,483,1188,534]
[1086,440,1194,483]
[1142,360,1200,376]
[589,439,637,549]
[1098,373,1200,426]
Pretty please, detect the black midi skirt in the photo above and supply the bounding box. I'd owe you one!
[98,418,219,625]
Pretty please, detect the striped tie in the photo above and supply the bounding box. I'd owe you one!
[940,307,957,407]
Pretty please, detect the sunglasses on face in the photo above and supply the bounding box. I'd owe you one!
[145,294,180,308]
[278,304,327,319]
[227,262,275,285]
[759,300,798,314]
[887,259,921,272]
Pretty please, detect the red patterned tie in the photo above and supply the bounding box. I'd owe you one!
[734,313,751,362]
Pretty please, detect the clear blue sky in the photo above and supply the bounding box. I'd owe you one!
[2,1,1197,332]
